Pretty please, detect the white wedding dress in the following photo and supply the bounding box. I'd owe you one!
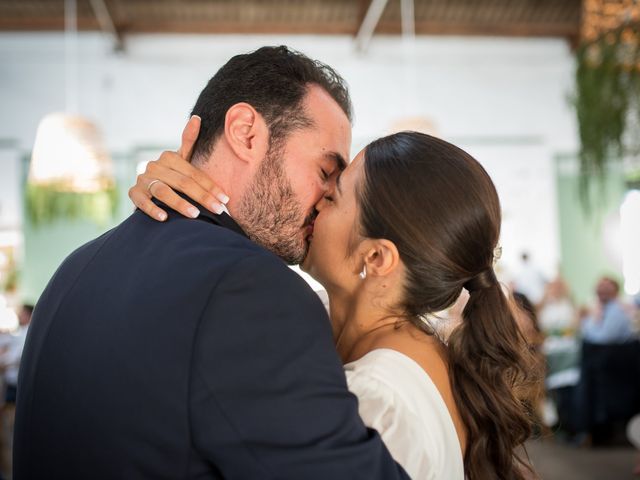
[344,348,465,480]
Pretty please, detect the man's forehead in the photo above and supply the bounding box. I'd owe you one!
[303,86,351,128]
[301,86,352,170]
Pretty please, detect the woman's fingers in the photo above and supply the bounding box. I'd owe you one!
[155,116,230,213]
[128,175,202,221]
[147,181,202,219]
[128,180,168,222]
[128,115,229,222]
[146,158,227,214]
[177,115,201,161]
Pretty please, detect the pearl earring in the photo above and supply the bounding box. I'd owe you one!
[359,265,367,279]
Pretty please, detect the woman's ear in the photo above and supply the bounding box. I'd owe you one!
[363,239,400,278]
[223,103,269,164]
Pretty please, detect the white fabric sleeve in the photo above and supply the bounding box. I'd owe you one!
[346,369,438,480]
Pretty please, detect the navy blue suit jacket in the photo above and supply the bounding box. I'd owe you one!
[14,199,408,479]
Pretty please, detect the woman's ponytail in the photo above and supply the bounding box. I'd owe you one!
[448,276,541,479]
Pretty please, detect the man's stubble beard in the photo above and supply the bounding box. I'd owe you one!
[236,146,309,265]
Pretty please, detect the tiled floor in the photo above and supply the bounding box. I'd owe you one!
[527,439,637,480]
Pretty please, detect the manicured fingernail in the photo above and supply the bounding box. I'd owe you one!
[188,206,200,218]
[191,114,201,121]
[216,193,229,204]
[212,203,224,215]
[158,212,167,221]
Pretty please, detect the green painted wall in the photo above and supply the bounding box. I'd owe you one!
[20,154,139,305]
[555,155,627,306]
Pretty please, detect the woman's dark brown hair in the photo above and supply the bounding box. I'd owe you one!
[359,132,540,479]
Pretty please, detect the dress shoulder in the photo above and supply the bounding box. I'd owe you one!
[344,349,465,480]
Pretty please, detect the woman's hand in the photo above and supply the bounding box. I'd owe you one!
[128,115,229,221]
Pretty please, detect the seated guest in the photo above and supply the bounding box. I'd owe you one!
[513,252,546,306]
[0,304,33,477]
[512,292,545,423]
[0,305,33,403]
[512,292,544,350]
[581,277,635,344]
[538,276,577,337]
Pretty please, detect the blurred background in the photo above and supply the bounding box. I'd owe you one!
[0,0,639,478]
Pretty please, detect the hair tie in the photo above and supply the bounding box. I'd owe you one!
[464,268,497,293]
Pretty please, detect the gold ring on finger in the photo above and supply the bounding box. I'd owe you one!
[147,179,161,194]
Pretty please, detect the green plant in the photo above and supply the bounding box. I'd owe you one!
[26,182,119,226]
[3,264,18,293]
[572,22,640,205]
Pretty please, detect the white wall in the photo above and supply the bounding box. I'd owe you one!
[0,147,22,231]
[0,32,578,278]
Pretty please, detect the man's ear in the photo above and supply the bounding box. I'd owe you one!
[223,103,269,164]
[363,239,400,278]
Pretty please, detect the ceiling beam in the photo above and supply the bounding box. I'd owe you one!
[354,0,389,52]
[0,19,579,38]
[400,0,415,39]
[0,0,580,41]
[89,0,124,51]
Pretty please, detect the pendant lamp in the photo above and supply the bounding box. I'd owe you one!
[26,0,117,226]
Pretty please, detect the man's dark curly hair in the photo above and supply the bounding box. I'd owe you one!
[190,45,352,163]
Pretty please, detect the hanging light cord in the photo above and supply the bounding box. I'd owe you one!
[65,0,78,113]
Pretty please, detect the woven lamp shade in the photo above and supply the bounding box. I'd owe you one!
[27,113,117,225]
[29,113,114,193]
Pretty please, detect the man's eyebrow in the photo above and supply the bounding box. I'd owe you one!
[325,151,347,171]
